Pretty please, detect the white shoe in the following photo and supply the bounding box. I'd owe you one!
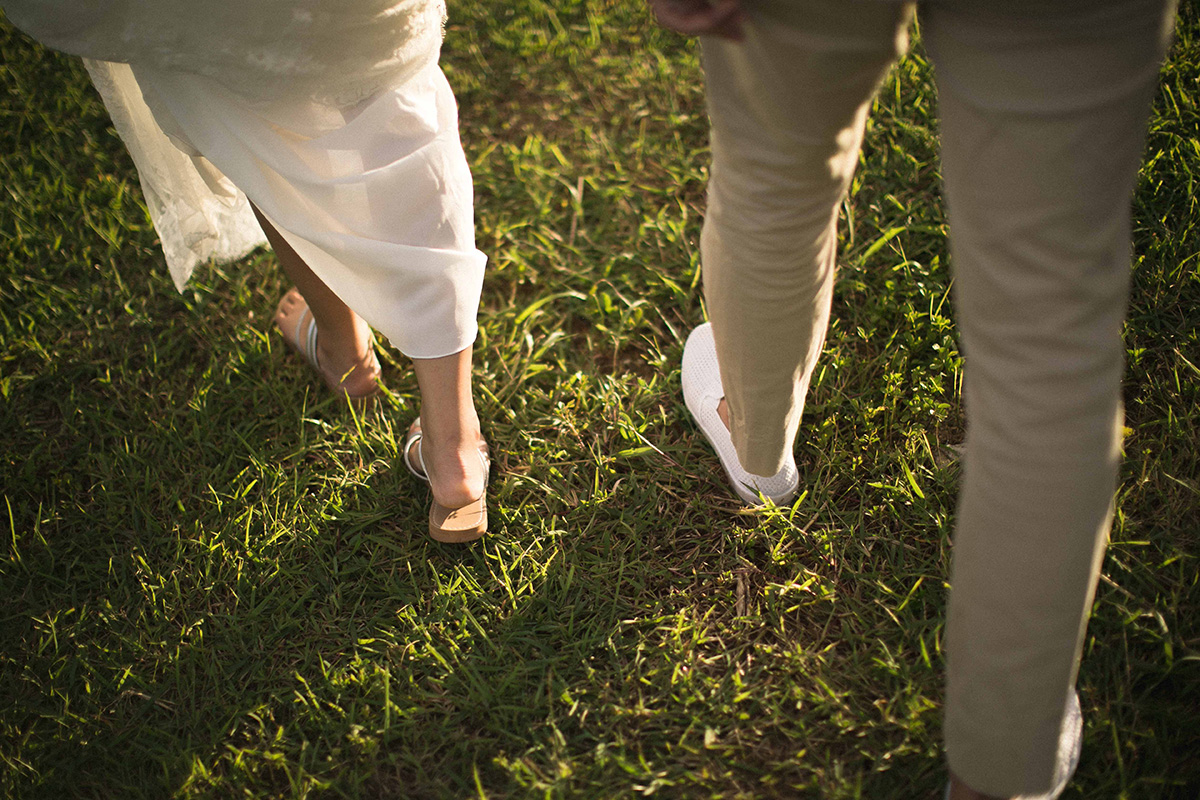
[1015,691,1083,800]
[681,323,799,506]
[944,691,1083,800]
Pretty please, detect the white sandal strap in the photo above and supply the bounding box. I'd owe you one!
[403,418,429,483]
[294,307,320,371]
[404,417,491,484]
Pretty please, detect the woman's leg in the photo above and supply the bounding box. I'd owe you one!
[254,205,486,507]
[254,206,379,398]
[411,349,487,509]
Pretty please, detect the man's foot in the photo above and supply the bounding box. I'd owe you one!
[274,288,382,401]
[946,691,1083,800]
[947,776,1004,800]
[717,396,732,431]
[681,322,799,506]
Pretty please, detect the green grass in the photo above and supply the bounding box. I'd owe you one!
[1,2,1197,798]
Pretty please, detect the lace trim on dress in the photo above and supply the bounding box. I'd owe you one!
[83,59,266,290]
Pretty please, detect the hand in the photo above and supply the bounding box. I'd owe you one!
[647,0,746,41]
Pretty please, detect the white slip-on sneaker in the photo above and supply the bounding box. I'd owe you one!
[681,322,799,506]
[944,691,1083,800]
[1014,691,1083,800]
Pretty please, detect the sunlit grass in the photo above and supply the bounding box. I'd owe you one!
[1,2,1196,798]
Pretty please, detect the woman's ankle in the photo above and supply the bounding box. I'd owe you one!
[414,422,486,508]
[315,335,377,395]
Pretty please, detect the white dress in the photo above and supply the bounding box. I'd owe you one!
[3,0,485,358]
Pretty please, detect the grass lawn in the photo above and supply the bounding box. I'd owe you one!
[1,2,1197,798]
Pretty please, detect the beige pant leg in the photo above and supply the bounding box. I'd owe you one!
[924,0,1177,794]
[699,1,913,476]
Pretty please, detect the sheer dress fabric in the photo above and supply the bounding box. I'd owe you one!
[3,0,446,105]
[5,0,486,358]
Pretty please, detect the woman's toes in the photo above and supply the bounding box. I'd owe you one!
[273,287,308,336]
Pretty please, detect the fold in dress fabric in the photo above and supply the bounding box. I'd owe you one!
[81,60,268,292]
[5,0,486,358]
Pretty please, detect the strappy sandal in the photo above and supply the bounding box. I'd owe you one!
[274,287,382,406]
[403,417,490,543]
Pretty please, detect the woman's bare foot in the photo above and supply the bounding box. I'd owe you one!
[274,287,381,399]
[408,347,489,513]
[406,418,488,511]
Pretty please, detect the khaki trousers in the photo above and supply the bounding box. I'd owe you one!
[698,0,1176,794]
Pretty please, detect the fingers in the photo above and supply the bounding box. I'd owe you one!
[650,0,746,41]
